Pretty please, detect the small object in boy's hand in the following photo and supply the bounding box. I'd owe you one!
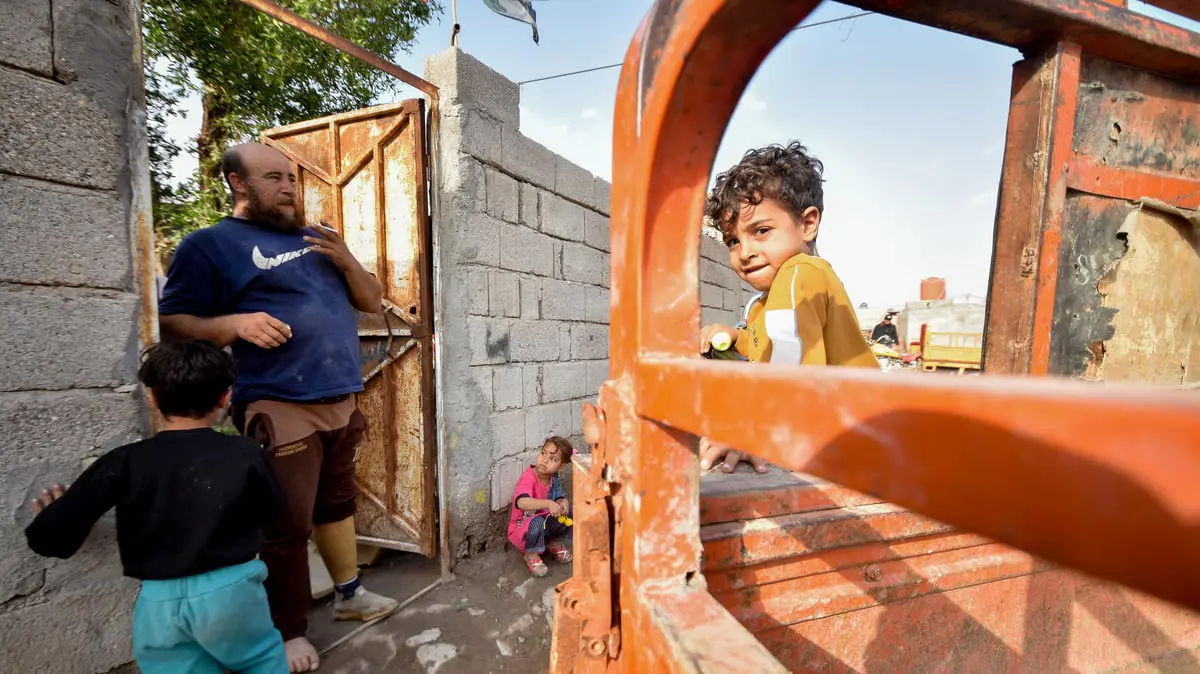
[557,515,573,527]
[711,332,732,352]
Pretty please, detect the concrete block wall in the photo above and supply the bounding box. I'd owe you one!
[0,1,148,671]
[425,48,752,556]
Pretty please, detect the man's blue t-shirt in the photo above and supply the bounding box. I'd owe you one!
[159,217,363,404]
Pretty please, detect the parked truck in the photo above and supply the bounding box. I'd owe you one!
[551,1,1200,672]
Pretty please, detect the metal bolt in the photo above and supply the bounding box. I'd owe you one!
[587,638,608,657]
[864,565,883,582]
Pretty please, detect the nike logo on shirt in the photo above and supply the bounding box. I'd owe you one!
[252,245,313,271]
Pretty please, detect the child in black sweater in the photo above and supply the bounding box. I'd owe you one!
[25,340,287,674]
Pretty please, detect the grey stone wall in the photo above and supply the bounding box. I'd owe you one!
[0,1,148,671]
[424,48,752,558]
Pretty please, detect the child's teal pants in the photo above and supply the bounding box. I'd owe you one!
[133,558,287,674]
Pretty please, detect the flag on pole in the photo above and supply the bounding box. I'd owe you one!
[482,0,539,44]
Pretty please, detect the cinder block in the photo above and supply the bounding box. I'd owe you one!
[490,409,528,461]
[699,258,729,286]
[554,157,595,206]
[485,168,519,223]
[0,0,52,75]
[700,282,725,309]
[723,288,741,311]
[491,451,535,511]
[465,267,489,315]
[509,320,561,362]
[571,324,609,360]
[424,48,520,128]
[52,0,134,111]
[571,400,586,436]
[488,270,521,318]
[0,578,136,673]
[441,154,486,203]
[584,285,610,324]
[541,362,588,402]
[499,224,554,277]
[540,191,586,242]
[501,128,556,191]
[586,360,609,395]
[558,325,573,361]
[524,401,574,449]
[584,211,610,252]
[593,177,612,216]
[0,287,137,391]
[0,390,142,472]
[492,365,523,411]
[467,316,511,365]
[702,306,738,327]
[561,242,605,286]
[540,279,586,321]
[523,364,542,406]
[470,365,493,409]
[444,107,503,165]
[519,182,539,228]
[551,240,564,280]
[519,277,541,319]
[451,209,502,267]
[700,234,729,263]
[0,175,131,289]
[0,68,122,189]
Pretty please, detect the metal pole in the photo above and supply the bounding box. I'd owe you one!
[233,0,454,581]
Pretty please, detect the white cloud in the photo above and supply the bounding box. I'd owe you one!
[741,94,767,115]
[580,107,599,120]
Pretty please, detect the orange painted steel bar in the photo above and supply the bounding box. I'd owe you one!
[641,358,1200,609]
[1067,159,1200,209]
[584,0,1200,670]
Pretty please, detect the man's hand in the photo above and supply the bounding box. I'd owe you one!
[304,221,358,272]
[31,483,69,514]
[700,437,768,474]
[700,323,737,354]
[233,312,292,349]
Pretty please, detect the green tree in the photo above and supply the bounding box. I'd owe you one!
[143,0,439,259]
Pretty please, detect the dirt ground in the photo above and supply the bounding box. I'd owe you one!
[313,547,566,674]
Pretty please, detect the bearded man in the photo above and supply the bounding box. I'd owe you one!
[159,143,394,673]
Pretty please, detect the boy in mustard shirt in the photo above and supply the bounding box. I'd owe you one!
[699,142,876,472]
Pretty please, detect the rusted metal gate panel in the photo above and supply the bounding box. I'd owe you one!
[552,0,1200,671]
[261,101,437,556]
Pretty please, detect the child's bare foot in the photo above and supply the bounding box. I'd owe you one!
[284,637,319,672]
[525,551,549,577]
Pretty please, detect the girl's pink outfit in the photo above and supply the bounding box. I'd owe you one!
[507,466,567,552]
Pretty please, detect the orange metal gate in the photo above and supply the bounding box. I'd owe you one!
[262,101,437,556]
[552,0,1200,671]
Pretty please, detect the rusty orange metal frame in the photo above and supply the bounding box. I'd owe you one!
[552,0,1200,670]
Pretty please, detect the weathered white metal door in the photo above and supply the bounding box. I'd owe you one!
[262,100,436,556]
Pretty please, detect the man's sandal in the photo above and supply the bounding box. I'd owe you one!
[525,552,549,577]
[547,542,573,564]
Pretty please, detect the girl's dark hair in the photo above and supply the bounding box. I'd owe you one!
[705,141,825,239]
[138,339,236,419]
[544,436,574,462]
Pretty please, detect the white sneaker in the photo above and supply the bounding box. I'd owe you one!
[333,586,399,621]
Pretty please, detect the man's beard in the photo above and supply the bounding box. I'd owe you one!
[244,188,301,230]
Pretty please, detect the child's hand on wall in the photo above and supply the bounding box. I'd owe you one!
[30,483,69,514]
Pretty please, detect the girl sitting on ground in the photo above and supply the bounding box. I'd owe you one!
[507,436,574,577]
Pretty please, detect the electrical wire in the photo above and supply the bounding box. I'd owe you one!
[517,11,875,85]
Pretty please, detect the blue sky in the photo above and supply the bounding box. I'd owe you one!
[164,1,1199,308]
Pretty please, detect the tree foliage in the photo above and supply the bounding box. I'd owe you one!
[143,0,439,260]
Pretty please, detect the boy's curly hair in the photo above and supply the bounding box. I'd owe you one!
[705,141,825,240]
